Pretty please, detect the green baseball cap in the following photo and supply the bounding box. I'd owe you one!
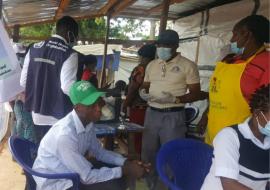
[69,81,104,106]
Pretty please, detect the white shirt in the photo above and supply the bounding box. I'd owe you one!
[33,110,126,190]
[144,53,200,108]
[20,35,78,125]
[201,118,270,190]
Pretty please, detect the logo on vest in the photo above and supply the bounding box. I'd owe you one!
[211,77,220,93]
[34,41,45,48]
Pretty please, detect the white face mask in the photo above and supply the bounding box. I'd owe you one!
[157,47,172,61]
[67,31,77,47]
[256,111,270,137]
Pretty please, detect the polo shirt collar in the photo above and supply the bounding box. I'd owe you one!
[239,117,270,148]
[52,34,68,45]
[158,53,181,65]
[71,110,93,134]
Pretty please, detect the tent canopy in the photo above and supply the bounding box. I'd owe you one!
[2,0,242,27]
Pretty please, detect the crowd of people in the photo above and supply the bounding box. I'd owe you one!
[10,14,269,190]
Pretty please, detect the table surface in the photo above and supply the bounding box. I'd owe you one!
[94,121,144,136]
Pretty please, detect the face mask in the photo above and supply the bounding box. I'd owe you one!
[256,112,270,137]
[157,47,172,61]
[230,42,244,55]
[69,42,76,47]
[67,31,77,47]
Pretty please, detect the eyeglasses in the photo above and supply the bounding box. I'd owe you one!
[161,64,166,77]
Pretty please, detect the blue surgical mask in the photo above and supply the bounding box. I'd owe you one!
[157,47,172,61]
[256,112,270,137]
[230,42,244,55]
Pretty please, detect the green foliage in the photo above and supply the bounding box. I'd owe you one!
[20,23,55,37]
[19,17,151,42]
[79,18,106,39]
[110,18,149,40]
[80,17,150,40]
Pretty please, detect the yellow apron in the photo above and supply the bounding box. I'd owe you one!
[205,47,264,145]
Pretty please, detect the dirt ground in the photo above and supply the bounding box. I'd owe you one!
[0,142,25,190]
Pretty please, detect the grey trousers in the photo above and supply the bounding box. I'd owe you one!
[142,107,186,190]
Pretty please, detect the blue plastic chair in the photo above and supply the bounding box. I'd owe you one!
[8,136,80,190]
[156,139,213,190]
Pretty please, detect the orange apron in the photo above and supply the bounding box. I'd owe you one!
[205,47,264,145]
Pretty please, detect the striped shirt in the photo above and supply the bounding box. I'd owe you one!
[201,118,270,190]
[33,110,126,190]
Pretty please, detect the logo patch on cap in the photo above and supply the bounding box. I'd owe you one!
[77,82,91,91]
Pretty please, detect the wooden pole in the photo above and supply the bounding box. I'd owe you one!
[159,0,170,35]
[149,20,156,40]
[54,0,70,20]
[99,14,111,88]
[12,24,20,42]
[195,37,200,64]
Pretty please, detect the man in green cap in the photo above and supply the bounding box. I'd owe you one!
[32,81,146,190]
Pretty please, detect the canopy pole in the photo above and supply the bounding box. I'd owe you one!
[149,20,156,40]
[159,0,170,35]
[195,37,200,64]
[0,0,2,19]
[12,24,20,42]
[99,14,111,88]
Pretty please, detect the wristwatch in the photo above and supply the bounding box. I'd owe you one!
[175,97,181,104]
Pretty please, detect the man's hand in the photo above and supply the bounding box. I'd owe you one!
[153,91,176,104]
[122,160,145,179]
[139,89,152,101]
[137,161,151,173]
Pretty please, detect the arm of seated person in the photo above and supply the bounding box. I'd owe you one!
[88,131,126,167]
[221,177,252,190]
[58,135,122,184]
[177,83,208,103]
